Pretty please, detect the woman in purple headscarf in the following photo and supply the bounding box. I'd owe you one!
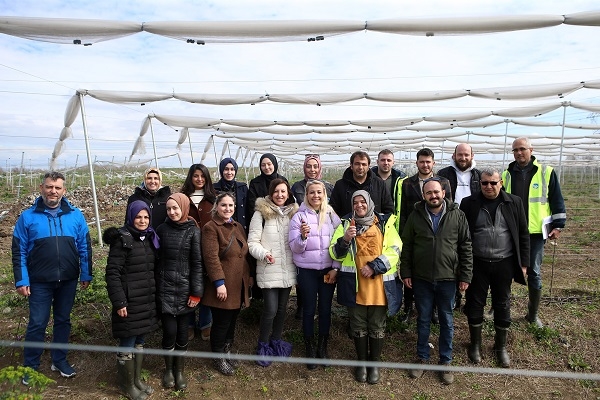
[104,200,160,399]
[214,157,249,231]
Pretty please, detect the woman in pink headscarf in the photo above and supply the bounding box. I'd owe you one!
[156,193,204,391]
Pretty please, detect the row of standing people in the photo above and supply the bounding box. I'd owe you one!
[11,136,565,396]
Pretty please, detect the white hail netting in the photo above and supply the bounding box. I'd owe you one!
[2,13,600,44]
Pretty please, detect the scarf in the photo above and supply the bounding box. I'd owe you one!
[126,200,160,249]
[352,190,375,235]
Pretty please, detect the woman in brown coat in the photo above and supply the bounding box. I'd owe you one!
[202,192,251,376]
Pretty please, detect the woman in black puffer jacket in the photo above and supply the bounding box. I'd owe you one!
[156,193,204,391]
[104,200,160,400]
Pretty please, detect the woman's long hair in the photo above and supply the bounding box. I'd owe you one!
[181,163,217,203]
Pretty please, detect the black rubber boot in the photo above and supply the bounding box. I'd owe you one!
[353,335,368,383]
[467,323,483,364]
[316,334,329,368]
[174,344,188,390]
[367,337,384,384]
[526,288,544,328]
[162,348,175,388]
[305,338,317,370]
[494,326,510,368]
[117,357,147,400]
[133,346,153,395]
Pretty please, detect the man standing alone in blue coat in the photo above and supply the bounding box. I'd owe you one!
[12,171,93,383]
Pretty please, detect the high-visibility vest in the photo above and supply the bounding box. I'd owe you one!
[502,160,551,234]
[393,177,407,232]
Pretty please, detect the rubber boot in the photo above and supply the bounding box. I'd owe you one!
[353,335,368,383]
[494,326,510,368]
[133,345,153,395]
[401,300,413,323]
[316,334,329,368]
[117,357,147,400]
[304,338,317,370]
[162,348,175,388]
[174,344,188,390]
[467,324,483,364]
[367,337,384,384]
[526,288,544,328]
[224,340,239,368]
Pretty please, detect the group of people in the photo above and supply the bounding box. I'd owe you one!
[11,136,566,396]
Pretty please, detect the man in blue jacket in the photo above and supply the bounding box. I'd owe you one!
[12,171,92,383]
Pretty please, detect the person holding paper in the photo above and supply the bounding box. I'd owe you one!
[502,137,566,328]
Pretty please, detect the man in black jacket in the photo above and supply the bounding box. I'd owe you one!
[330,151,394,218]
[460,168,529,368]
[437,143,481,206]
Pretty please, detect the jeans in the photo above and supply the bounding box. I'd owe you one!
[412,278,456,364]
[118,335,145,358]
[259,287,291,343]
[209,307,240,353]
[297,268,336,338]
[465,257,515,327]
[189,304,213,330]
[385,277,404,317]
[24,279,78,370]
[528,234,545,290]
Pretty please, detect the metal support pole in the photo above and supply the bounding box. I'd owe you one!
[502,120,509,170]
[149,119,159,168]
[78,92,103,246]
[557,103,568,185]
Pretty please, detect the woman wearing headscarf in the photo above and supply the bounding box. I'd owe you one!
[126,167,172,229]
[291,154,334,206]
[248,178,298,367]
[329,190,402,384]
[156,193,204,391]
[104,200,160,400]
[214,158,249,231]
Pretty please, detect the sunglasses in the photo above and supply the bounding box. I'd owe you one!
[305,154,320,159]
[481,181,500,186]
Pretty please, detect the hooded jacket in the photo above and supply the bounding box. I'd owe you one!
[156,218,204,315]
[104,226,159,338]
[248,197,298,288]
[329,168,394,218]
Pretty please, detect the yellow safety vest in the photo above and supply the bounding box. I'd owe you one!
[393,177,407,232]
[502,160,551,234]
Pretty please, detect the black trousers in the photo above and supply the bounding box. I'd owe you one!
[162,313,190,349]
[465,256,515,328]
[209,307,240,353]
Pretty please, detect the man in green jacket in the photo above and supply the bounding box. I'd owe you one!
[400,178,472,385]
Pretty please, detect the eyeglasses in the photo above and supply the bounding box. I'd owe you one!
[512,147,530,153]
[481,181,500,186]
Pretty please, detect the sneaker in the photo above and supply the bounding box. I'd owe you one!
[409,359,427,379]
[439,363,454,385]
[22,373,30,386]
[51,361,76,378]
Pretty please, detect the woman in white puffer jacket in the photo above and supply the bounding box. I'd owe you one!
[248,178,298,366]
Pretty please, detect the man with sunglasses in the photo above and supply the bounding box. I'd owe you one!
[460,169,529,368]
[502,137,566,328]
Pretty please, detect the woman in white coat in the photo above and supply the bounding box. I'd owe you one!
[248,178,298,367]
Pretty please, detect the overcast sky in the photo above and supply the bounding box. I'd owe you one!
[1,0,600,172]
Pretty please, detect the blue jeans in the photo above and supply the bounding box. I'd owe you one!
[118,335,145,358]
[189,304,213,330]
[412,278,456,364]
[24,279,78,369]
[385,277,404,317]
[528,234,545,290]
[297,268,336,338]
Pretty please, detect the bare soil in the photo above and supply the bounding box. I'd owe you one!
[0,184,599,399]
